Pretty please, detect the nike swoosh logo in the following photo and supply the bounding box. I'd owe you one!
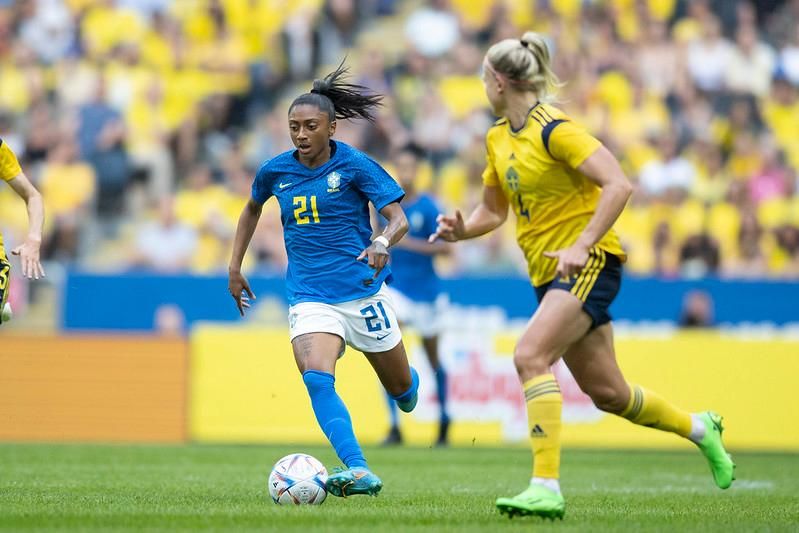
[279,182,292,189]
[376,333,390,341]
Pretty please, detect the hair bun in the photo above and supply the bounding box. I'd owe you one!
[311,79,328,94]
[484,32,562,100]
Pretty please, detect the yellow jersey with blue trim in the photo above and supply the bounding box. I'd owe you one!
[482,103,626,287]
[0,139,23,255]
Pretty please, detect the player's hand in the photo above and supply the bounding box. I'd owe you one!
[543,243,591,280]
[11,238,45,280]
[357,241,389,281]
[429,210,466,243]
[228,270,256,316]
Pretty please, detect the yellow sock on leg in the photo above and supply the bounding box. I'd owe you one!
[620,384,692,438]
[524,374,563,480]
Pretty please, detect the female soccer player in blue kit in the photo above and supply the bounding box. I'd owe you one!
[382,144,451,446]
[228,63,419,498]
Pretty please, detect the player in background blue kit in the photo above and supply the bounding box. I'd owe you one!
[228,62,418,498]
[382,144,452,446]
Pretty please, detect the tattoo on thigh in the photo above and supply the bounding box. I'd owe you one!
[296,335,314,358]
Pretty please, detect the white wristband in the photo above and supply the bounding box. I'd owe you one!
[373,235,390,248]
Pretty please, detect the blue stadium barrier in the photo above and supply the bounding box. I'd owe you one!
[62,271,799,331]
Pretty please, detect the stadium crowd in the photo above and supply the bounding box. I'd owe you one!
[0,0,798,279]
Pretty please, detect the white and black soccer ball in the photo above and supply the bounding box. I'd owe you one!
[268,453,328,505]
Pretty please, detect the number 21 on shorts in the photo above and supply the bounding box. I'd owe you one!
[360,302,391,332]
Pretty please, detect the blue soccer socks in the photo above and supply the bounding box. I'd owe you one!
[392,366,419,413]
[302,370,368,469]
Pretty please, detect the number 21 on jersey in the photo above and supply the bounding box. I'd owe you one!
[293,196,320,224]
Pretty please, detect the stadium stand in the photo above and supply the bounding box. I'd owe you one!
[0,0,797,283]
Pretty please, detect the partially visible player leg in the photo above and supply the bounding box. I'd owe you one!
[379,287,414,444]
[496,289,592,520]
[563,324,736,489]
[380,314,408,447]
[321,287,416,496]
[320,340,416,497]
[421,335,450,445]
[364,340,418,413]
[381,390,402,445]
[292,332,381,497]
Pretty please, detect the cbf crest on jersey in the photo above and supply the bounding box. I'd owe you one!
[326,171,342,192]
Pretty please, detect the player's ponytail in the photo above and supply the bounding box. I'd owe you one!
[485,31,563,101]
[289,59,383,122]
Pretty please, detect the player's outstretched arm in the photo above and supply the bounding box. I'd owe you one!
[357,202,408,280]
[429,184,508,243]
[7,173,45,280]
[228,198,263,316]
[394,235,452,256]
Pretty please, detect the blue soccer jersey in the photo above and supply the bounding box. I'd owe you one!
[389,193,441,303]
[252,141,404,305]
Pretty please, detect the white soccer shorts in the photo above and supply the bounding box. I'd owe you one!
[383,285,445,338]
[288,283,402,354]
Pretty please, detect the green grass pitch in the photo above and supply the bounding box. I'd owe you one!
[1,443,797,532]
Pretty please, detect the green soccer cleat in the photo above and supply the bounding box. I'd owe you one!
[1,302,12,324]
[496,483,565,520]
[696,411,736,489]
[325,467,383,498]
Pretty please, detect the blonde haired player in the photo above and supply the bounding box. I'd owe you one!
[431,32,734,520]
[0,139,45,324]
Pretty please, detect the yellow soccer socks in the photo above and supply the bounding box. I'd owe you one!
[524,374,563,481]
[620,384,693,438]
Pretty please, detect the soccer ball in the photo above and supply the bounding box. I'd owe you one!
[268,453,328,505]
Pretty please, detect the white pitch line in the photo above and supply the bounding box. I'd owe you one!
[578,480,774,494]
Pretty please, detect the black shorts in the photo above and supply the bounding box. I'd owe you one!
[534,248,622,329]
[0,254,10,324]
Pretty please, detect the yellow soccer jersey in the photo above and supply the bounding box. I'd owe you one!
[482,103,626,287]
[0,140,21,183]
[0,139,23,255]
